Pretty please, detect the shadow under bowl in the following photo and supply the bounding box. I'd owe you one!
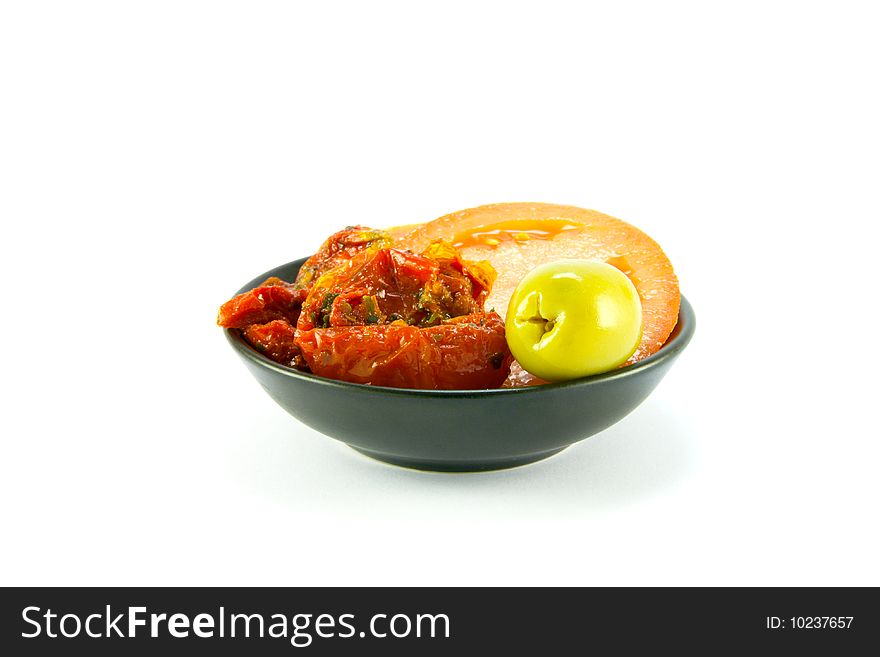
[225,258,696,472]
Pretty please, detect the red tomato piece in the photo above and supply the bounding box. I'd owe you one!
[296,312,512,390]
[217,283,303,329]
[217,226,511,389]
[242,320,303,367]
[294,226,393,289]
[298,247,486,332]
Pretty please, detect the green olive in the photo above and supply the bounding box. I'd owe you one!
[505,260,642,381]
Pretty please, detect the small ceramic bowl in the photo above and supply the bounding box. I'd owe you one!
[224,258,695,472]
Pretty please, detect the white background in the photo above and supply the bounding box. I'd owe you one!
[2,1,878,586]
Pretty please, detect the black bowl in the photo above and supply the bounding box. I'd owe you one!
[224,258,695,472]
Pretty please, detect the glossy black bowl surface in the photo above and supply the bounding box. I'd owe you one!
[225,258,695,472]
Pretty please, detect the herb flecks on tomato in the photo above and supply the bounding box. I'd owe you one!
[297,245,487,332]
[294,226,393,289]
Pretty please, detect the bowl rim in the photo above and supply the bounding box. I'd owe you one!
[223,258,695,397]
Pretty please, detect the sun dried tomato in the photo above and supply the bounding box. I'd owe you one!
[294,226,393,289]
[242,320,303,368]
[296,312,511,389]
[218,226,513,389]
[218,227,392,330]
[298,246,487,332]
[216,282,303,329]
